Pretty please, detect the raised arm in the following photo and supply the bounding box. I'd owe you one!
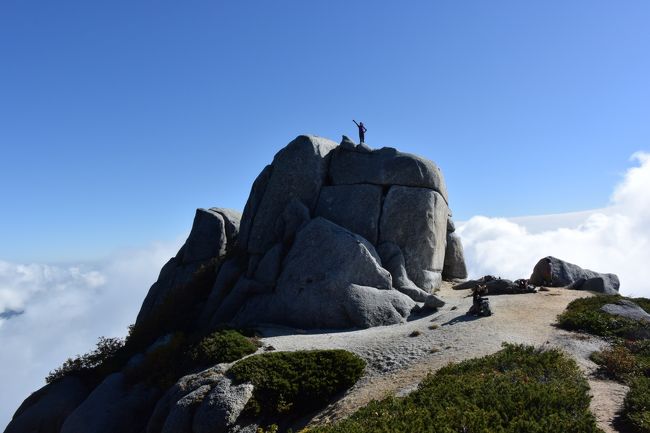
[352,119,360,127]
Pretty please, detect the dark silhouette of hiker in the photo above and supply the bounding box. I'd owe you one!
[353,120,367,143]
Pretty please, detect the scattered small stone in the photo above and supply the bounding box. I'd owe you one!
[450,306,458,310]
[429,347,440,353]
[409,330,422,337]
[539,287,550,292]
[428,324,439,330]
[264,345,276,352]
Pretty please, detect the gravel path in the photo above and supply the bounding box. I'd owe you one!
[256,283,625,432]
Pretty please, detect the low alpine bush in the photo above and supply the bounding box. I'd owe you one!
[229,350,365,420]
[307,344,601,433]
[557,295,650,339]
[559,296,650,433]
[590,344,639,381]
[190,329,260,367]
[46,336,126,384]
[624,376,650,433]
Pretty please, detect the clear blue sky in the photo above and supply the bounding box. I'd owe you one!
[1,0,649,262]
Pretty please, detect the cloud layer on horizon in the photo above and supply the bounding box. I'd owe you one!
[0,240,180,430]
[457,152,650,297]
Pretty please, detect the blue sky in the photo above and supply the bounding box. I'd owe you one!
[1,0,649,262]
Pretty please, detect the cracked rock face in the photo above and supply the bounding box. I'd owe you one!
[7,135,469,433]
[134,135,467,331]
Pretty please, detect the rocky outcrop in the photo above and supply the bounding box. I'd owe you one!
[379,186,448,290]
[192,376,254,433]
[240,135,337,255]
[214,136,463,328]
[442,232,468,281]
[145,364,255,433]
[329,145,448,202]
[190,135,464,330]
[377,242,442,306]
[529,256,620,295]
[183,208,240,264]
[5,377,90,433]
[5,134,468,433]
[231,218,415,329]
[147,365,228,433]
[60,373,159,433]
[601,299,650,323]
[136,208,241,327]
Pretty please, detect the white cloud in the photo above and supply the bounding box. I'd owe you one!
[458,152,650,297]
[0,239,180,430]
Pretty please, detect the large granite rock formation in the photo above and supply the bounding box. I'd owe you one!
[134,134,466,332]
[529,256,620,295]
[136,208,241,327]
[4,134,468,433]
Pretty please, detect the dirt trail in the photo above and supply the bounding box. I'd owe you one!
[258,283,625,432]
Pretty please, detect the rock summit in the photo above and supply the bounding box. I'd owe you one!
[139,134,467,331]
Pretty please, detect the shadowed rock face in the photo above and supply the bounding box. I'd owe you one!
[5,377,90,433]
[60,373,160,433]
[443,232,468,280]
[135,208,241,327]
[315,184,383,245]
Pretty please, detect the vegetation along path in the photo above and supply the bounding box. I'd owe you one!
[257,283,624,432]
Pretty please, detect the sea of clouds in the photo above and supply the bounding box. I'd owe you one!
[1,152,649,430]
[0,241,180,430]
[458,152,650,296]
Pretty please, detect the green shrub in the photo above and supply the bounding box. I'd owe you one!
[190,329,260,367]
[626,340,650,376]
[307,344,601,433]
[229,350,365,420]
[557,295,650,339]
[589,340,650,433]
[591,345,639,381]
[46,336,126,384]
[624,376,650,433]
[125,329,259,388]
[130,332,187,388]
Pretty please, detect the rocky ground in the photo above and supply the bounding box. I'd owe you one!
[257,283,626,433]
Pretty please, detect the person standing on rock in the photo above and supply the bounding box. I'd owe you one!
[353,120,367,143]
